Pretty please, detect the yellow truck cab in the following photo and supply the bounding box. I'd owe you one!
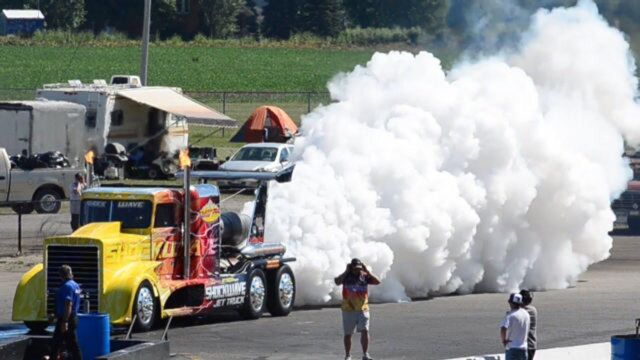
[13,173,295,332]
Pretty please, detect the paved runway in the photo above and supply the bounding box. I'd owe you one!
[1,233,638,360]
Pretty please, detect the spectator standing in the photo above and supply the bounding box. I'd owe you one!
[500,293,530,360]
[334,259,381,360]
[69,173,86,231]
[520,290,538,360]
[48,265,82,360]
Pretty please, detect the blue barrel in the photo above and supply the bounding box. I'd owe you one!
[611,335,640,360]
[77,313,110,360]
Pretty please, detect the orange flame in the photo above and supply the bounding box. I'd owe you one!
[84,150,94,165]
[179,148,191,169]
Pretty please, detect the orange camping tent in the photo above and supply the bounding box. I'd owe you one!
[230,106,298,143]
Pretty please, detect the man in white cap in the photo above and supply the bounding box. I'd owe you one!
[500,293,531,360]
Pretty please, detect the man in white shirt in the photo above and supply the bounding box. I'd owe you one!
[500,293,530,360]
[69,173,86,231]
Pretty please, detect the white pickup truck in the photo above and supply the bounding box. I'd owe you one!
[0,148,79,214]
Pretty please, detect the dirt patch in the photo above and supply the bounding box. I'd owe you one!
[0,253,42,273]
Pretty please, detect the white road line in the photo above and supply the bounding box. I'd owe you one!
[446,342,611,360]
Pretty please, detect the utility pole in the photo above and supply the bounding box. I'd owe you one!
[140,0,151,86]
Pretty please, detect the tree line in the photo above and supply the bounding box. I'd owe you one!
[0,0,639,46]
[0,0,447,40]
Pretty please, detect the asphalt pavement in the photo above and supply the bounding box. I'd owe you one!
[1,219,638,359]
[129,234,640,360]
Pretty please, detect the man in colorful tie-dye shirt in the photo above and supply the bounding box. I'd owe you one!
[335,258,381,360]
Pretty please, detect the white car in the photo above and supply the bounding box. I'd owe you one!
[218,143,294,189]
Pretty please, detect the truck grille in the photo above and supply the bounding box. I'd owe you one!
[612,191,640,210]
[46,245,100,316]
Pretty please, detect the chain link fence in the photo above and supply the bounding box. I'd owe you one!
[0,191,253,257]
[187,90,331,122]
[0,88,332,121]
[0,87,331,149]
[0,200,72,257]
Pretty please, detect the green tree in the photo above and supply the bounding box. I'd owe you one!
[236,0,259,37]
[83,0,178,39]
[199,0,244,38]
[27,0,86,30]
[343,0,382,28]
[344,0,446,33]
[0,0,26,9]
[296,0,346,37]
[262,0,299,39]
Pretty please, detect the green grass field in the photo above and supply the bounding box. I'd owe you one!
[0,45,370,148]
[0,46,373,91]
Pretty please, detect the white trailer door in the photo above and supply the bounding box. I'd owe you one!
[0,108,31,155]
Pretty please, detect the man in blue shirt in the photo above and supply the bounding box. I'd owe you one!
[49,265,82,360]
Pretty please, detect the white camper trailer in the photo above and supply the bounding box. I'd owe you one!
[36,77,236,178]
[36,78,191,159]
[0,101,86,163]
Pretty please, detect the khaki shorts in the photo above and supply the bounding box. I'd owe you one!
[342,311,370,335]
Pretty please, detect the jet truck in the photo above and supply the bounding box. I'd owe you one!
[12,166,296,331]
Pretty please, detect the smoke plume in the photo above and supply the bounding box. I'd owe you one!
[267,0,640,305]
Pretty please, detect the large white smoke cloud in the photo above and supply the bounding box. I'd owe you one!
[266,0,640,305]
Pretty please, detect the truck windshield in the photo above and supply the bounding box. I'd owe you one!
[81,200,152,229]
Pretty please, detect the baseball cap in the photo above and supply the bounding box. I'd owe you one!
[350,258,363,269]
[508,293,523,305]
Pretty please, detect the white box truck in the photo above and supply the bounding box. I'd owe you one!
[0,101,86,164]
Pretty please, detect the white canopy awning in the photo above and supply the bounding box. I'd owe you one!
[116,87,237,128]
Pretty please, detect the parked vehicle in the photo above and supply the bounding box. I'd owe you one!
[125,148,178,180]
[190,146,220,171]
[0,101,86,163]
[12,167,296,332]
[218,143,294,189]
[0,76,235,180]
[93,143,128,180]
[0,147,79,214]
[36,77,190,165]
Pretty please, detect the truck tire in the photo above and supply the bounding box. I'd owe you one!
[628,218,640,234]
[147,165,162,180]
[11,204,34,215]
[240,268,266,320]
[267,265,296,317]
[24,321,49,333]
[33,188,61,214]
[133,281,157,332]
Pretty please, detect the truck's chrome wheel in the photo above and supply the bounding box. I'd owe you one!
[279,273,294,308]
[39,194,57,212]
[250,276,265,312]
[136,287,154,325]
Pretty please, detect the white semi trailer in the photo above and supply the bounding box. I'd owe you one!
[0,101,86,164]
